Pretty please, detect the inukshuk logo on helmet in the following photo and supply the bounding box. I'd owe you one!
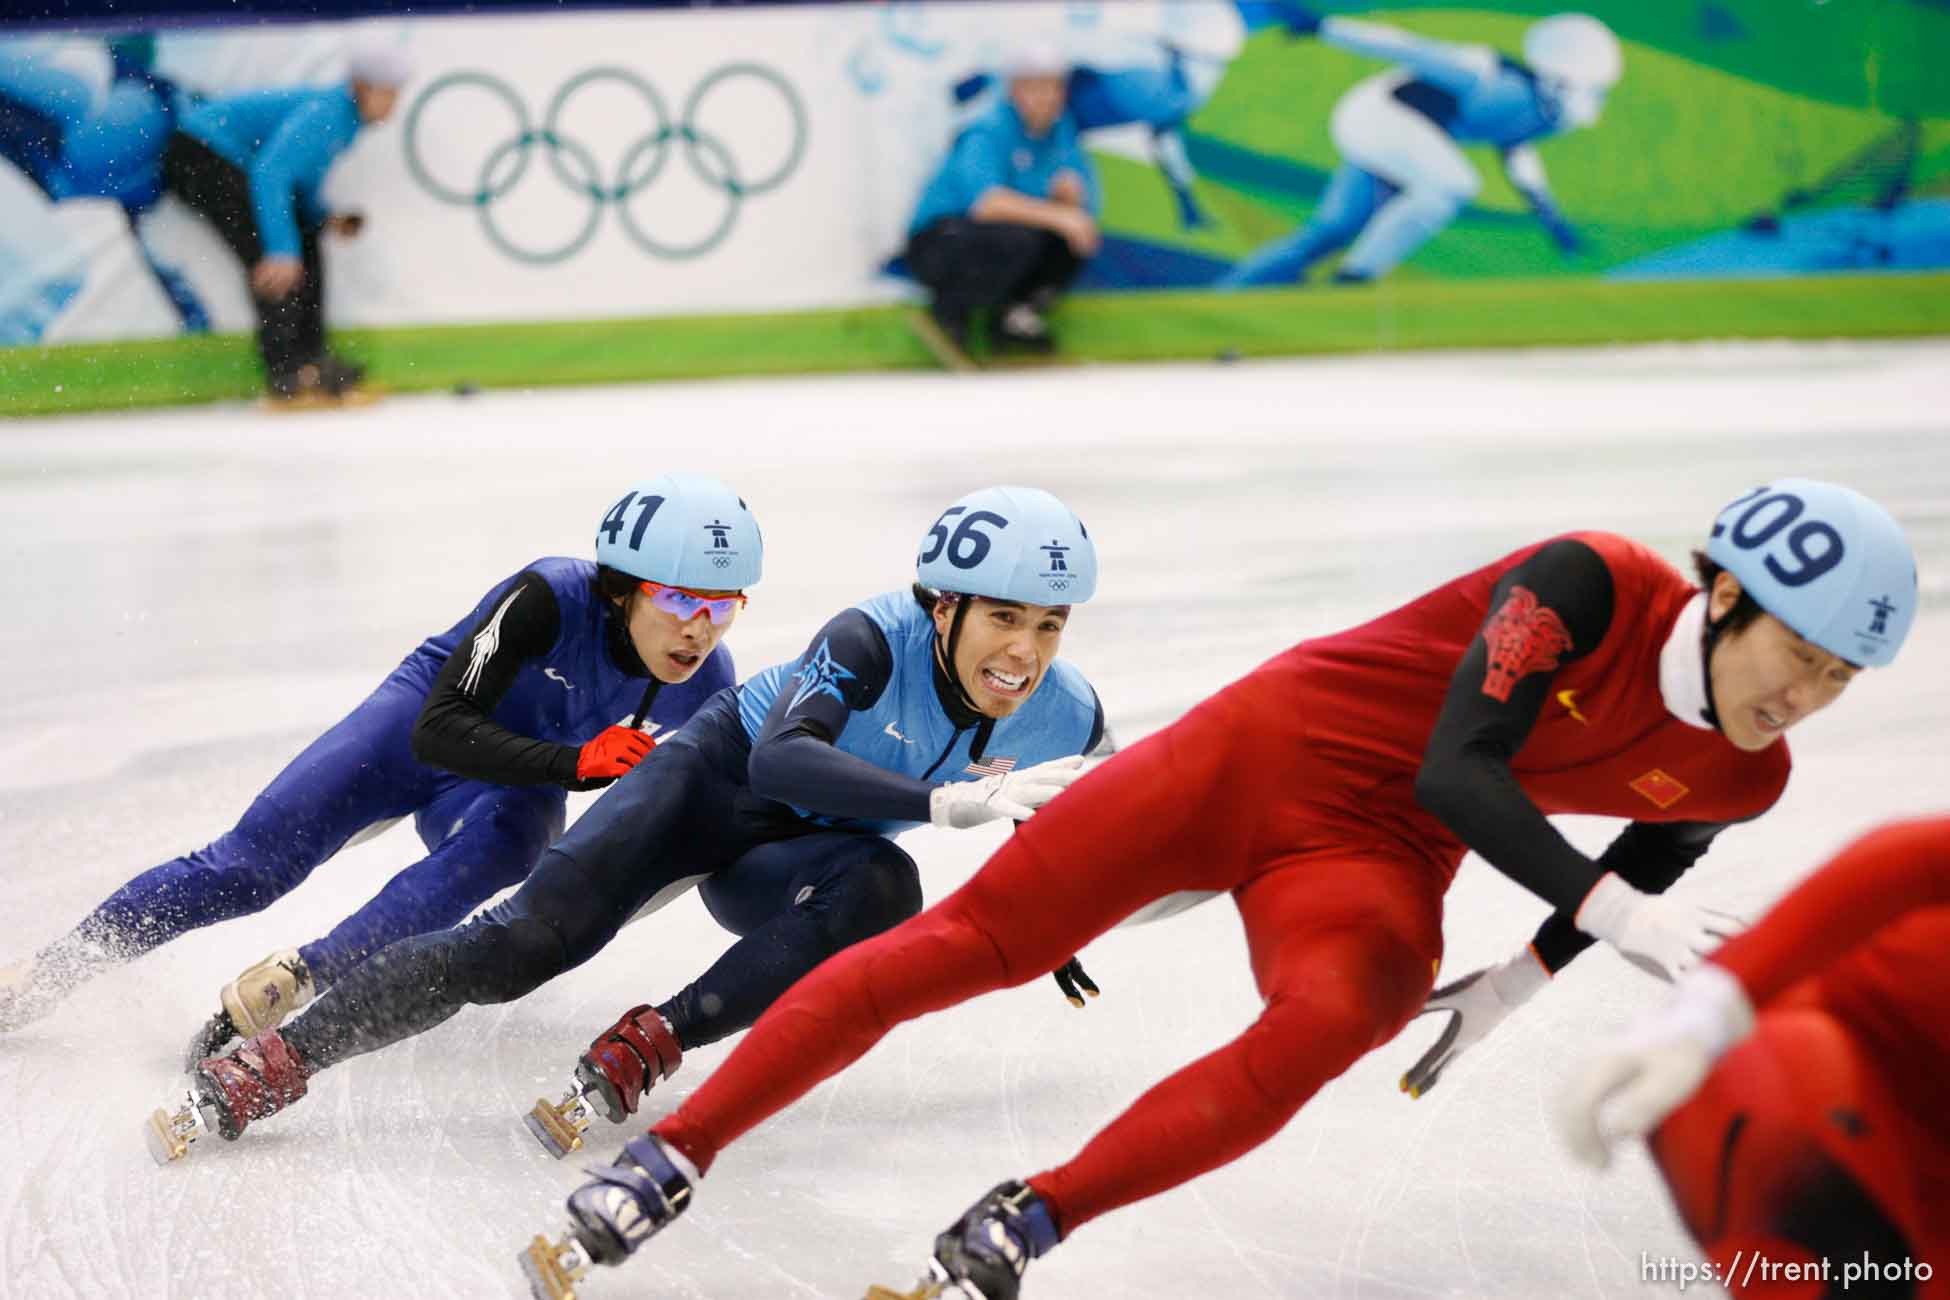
[1040,539,1071,593]
[702,520,739,569]
[1866,595,1896,638]
[404,63,808,264]
[1480,586,1573,702]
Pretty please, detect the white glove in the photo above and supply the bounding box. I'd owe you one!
[1399,947,1549,1098]
[1556,963,1755,1169]
[929,755,1086,830]
[1574,873,1744,981]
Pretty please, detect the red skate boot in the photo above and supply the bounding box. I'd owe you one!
[525,1004,681,1159]
[145,1029,310,1166]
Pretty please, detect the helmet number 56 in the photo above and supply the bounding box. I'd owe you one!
[919,507,1009,570]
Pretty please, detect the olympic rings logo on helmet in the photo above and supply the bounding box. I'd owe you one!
[403,64,809,264]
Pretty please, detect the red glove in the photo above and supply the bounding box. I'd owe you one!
[576,725,656,782]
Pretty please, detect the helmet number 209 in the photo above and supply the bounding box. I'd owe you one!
[1711,488,1845,588]
[601,493,666,550]
[919,507,1009,570]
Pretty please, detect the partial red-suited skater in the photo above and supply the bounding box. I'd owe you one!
[1561,815,1949,1300]
[513,478,1918,1300]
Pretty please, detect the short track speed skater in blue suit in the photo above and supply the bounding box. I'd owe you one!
[0,474,756,1070]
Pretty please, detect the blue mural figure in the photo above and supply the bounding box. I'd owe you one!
[1220,10,1622,287]
[0,37,208,330]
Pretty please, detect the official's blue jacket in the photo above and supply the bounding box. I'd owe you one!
[182,84,363,257]
[909,99,1100,236]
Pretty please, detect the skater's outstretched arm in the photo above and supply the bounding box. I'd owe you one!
[1415,538,1735,979]
[247,93,357,263]
[1501,144,1582,253]
[747,610,938,823]
[1413,538,1615,913]
[414,570,664,790]
[1318,17,1498,93]
[1528,819,1731,971]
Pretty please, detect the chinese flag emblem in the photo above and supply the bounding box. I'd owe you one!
[1629,768,1691,809]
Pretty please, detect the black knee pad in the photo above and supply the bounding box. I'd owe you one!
[450,916,569,1005]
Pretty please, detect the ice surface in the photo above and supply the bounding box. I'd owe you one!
[2,340,1946,1299]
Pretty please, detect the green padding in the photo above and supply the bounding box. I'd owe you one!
[4,273,1947,418]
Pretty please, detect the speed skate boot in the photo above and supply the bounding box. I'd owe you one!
[866,1181,1059,1300]
[526,1004,682,1158]
[183,948,316,1070]
[519,1133,697,1300]
[145,1029,310,1166]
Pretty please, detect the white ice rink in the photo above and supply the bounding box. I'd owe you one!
[2,340,1946,1300]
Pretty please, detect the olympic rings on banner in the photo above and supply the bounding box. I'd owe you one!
[403,64,808,264]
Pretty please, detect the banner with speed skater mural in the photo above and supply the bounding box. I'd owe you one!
[3,0,1946,346]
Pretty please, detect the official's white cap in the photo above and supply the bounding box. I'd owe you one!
[1004,42,1069,79]
[346,43,414,88]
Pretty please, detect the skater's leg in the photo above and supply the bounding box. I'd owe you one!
[1336,185,1467,280]
[25,681,427,1004]
[1217,164,1384,287]
[662,833,922,1049]
[1328,86,1479,280]
[296,780,567,987]
[280,740,738,1072]
[1026,843,1444,1235]
[655,700,1255,1173]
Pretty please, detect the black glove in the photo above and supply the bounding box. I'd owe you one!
[1052,956,1101,1009]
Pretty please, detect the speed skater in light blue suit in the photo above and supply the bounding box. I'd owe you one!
[0,475,754,1069]
[1221,10,1622,287]
[150,487,1108,1168]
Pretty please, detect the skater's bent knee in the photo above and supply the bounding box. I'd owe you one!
[817,849,923,947]
[451,917,568,1003]
[1244,932,1431,1102]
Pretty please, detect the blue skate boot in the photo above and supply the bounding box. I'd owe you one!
[867,1180,1061,1300]
[518,1133,696,1299]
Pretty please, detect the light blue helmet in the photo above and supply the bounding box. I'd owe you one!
[1706,479,1916,667]
[595,474,762,590]
[916,485,1096,605]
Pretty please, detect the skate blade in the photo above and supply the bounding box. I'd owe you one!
[525,1087,593,1159]
[145,1095,206,1166]
[519,1232,590,1300]
[865,1262,958,1300]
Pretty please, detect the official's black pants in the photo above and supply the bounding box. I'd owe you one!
[162,132,325,382]
[906,217,1082,328]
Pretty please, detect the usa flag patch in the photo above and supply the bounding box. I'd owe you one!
[964,755,1018,778]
